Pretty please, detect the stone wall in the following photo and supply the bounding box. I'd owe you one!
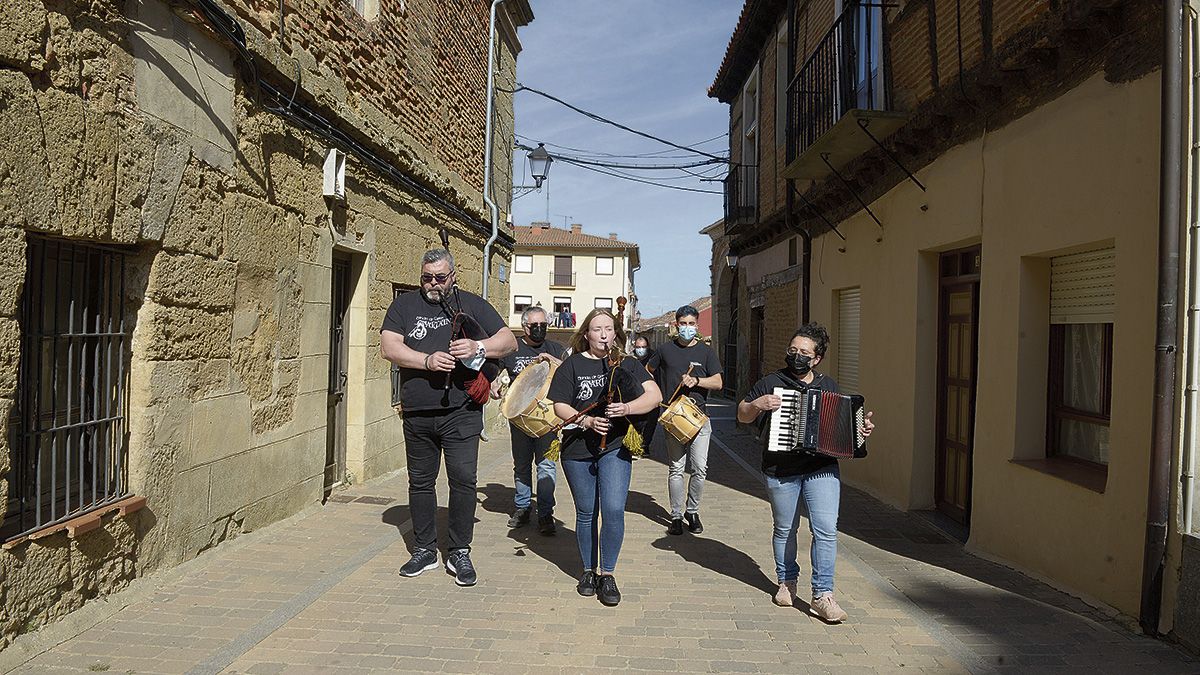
[0,0,529,648]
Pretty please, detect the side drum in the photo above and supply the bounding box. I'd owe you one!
[659,395,707,444]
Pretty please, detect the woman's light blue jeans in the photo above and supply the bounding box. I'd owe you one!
[765,464,841,598]
[561,448,632,573]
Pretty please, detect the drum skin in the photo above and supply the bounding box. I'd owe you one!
[659,396,707,444]
[502,360,559,438]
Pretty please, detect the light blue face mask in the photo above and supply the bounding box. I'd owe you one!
[677,325,698,342]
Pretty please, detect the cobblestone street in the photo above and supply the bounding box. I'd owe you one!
[1,401,1195,674]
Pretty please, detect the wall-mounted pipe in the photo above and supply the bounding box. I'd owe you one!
[481,0,505,300]
[1141,0,1185,636]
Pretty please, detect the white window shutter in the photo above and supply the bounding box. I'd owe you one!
[1051,248,1115,324]
[837,287,861,393]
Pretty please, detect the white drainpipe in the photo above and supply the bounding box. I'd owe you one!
[481,0,505,301]
[1183,3,1199,534]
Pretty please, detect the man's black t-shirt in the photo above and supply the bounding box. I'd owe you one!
[381,288,506,412]
[648,339,722,407]
[744,370,839,478]
[501,339,567,377]
[548,354,653,460]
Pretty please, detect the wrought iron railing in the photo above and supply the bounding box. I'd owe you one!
[787,1,893,164]
[723,165,757,233]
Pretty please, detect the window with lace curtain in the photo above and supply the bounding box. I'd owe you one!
[1046,248,1115,466]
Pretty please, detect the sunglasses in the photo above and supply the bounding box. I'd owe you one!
[420,272,453,284]
[526,322,548,329]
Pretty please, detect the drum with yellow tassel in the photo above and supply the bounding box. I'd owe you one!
[501,360,559,438]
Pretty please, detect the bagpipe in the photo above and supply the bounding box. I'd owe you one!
[436,228,502,405]
[545,343,654,462]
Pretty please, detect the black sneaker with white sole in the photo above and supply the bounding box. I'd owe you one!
[445,549,478,586]
[399,548,438,577]
[597,574,621,606]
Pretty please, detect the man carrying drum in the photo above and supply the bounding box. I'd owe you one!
[492,306,567,534]
[647,305,723,536]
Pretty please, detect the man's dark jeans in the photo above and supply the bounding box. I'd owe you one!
[402,404,483,551]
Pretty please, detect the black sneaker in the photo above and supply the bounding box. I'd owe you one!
[667,518,684,536]
[577,571,597,597]
[507,507,531,528]
[685,512,703,534]
[537,514,557,536]
[399,548,438,577]
[445,549,477,586]
[597,575,621,606]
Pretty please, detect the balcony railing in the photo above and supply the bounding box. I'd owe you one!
[723,165,757,233]
[786,2,895,172]
[549,271,576,288]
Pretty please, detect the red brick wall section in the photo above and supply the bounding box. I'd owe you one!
[888,3,934,111]
[994,0,1051,46]
[221,0,491,192]
[933,0,983,88]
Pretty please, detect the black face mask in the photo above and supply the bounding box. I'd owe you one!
[528,324,548,343]
[786,353,812,375]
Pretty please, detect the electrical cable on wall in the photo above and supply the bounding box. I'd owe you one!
[186,0,513,247]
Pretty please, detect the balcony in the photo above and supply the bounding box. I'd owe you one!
[723,165,757,234]
[549,271,576,289]
[783,1,905,181]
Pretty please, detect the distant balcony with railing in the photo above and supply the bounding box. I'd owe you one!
[783,1,905,181]
[549,271,576,289]
[723,165,757,234]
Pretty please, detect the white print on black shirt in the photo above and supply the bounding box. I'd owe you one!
[513,356,537,374]
[576,373,608,401]
[408,315,451,341]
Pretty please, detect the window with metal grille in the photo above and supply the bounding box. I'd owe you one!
[390,283,417,407]
[3,237,131,541]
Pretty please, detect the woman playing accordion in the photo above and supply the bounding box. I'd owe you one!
[737,323,874,622]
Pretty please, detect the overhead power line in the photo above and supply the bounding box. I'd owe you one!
[556,157,722,195]
[508,84,728,162]
[515,132,729,161]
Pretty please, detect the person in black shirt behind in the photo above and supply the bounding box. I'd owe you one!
[647,306,723,536]
[632,335,655,366]
[381,249,517,587]
[736,322,874,622]
[491,305,567,535]
[548,309,662,606]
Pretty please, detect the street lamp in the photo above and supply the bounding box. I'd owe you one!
[726,252,739,269]
[528,143,553,188]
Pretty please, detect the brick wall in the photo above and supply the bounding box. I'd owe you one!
[764,281,799,367]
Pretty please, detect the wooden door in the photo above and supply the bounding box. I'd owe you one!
[935,247,980,525]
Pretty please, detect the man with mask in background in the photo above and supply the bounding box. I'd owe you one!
[647,305,723,536]
[633,335,655,367]
[492,305,567,534]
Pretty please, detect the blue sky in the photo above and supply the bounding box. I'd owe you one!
[510,1,743,319]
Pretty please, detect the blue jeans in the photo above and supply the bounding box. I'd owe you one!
[561,449,632,573]
[510,424,556,517]
[765,464,841,597]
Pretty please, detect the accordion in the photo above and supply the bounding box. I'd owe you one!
[767,387,868,459]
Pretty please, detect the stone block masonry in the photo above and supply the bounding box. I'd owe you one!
[0,0,531,649]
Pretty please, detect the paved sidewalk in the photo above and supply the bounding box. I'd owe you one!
[1,400,1196,673]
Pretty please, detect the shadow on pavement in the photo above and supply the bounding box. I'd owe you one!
[478,482,581,581]
[650,531,777,597]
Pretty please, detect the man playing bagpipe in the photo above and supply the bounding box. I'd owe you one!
[381,248,517,587]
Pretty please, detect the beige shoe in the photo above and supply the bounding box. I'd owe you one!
[773,581,797,607]
[809,594,848,623]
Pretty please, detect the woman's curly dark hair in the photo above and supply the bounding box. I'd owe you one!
[792,322,830,357]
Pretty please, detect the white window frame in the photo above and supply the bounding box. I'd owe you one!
[595,256,614,276]
[594,297,614,310]
[742,66,760,208]
[514,255,533,274]
[514,295,533,313]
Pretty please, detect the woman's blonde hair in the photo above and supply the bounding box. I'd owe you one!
[568,308,627,357]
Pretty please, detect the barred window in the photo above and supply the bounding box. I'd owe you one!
[3,237,131,541]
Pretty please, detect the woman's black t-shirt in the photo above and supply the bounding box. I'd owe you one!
[743,370,840,478]
[548,353,652,460]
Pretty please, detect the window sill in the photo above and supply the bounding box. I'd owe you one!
[2,495,147,550]
[1010,458,1108,494]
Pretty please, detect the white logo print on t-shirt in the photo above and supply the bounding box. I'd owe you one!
[408,315,451,340]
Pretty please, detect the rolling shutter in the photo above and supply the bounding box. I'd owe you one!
[1051,248,1115,324]
[837,287,861,393]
